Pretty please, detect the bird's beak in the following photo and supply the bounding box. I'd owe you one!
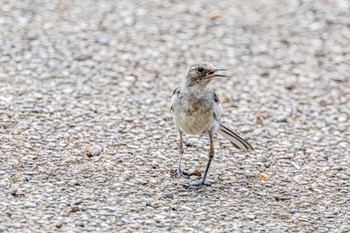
[207,68,227,78]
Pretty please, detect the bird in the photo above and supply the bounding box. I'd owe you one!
[170,62,253,186]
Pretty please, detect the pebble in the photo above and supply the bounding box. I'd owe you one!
[290,209,300,214]
[24,202,37,208]
[75,221,85,227]
[338,174,349,180]
[9,223,22,229]
[0,226,6,233]
[162,193,174,199]
[256,154,268,162]
[86,206,98,210]
[246,214,256,220]
[324,213,335,219]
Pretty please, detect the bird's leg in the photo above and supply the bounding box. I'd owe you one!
[190,130,214,187]
[176,131,186,177]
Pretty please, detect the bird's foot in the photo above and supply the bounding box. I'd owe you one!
[190,180,205,187]
[176,168,189,178]
[184,179,212,188]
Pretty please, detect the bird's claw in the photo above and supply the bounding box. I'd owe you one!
[183,180,212,188]
[176,168,187,177]
[190,180,204,187]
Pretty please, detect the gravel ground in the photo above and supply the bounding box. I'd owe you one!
[0,0,349,232]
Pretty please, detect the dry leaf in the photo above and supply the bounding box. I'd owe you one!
[85,150,92,158]
[319,99,327,106]
[28,155,38,160]
[169,168,176,174]
[73,140,79,146]
[209,11,220,20]
[71,206,80,212]
[259,173,269,181]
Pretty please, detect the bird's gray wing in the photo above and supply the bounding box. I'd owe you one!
[212,91,223,121]
[170,87,180,111]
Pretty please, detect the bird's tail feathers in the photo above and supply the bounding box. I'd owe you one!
[217,124,254,151]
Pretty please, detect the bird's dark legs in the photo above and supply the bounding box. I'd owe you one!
[176,131,185,176]
[190,130,214,187]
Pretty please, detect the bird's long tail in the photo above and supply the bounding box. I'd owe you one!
[217,123,254,151]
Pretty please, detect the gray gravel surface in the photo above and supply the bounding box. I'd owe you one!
[1,0,349,232]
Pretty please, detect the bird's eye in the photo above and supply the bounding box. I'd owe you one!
[197,67,204,73]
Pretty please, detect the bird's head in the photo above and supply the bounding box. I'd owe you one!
[185,62,226,88]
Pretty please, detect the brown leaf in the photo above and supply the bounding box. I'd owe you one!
[259,173,269,181]
[85,150,92,158]
[169,168,176,174]
[28,155,38,160]
[209,11,220,20]
[182,169,202,177]
[192,169,202,177]
[71,206,80,212]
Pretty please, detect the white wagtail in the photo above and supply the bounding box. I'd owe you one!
[170,62,253,186]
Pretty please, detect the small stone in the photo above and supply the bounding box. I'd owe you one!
[275,116,288,123]
[31,135,42,140]
[163,193,174,199]
[10,223,22,229]
[246,214,256,220]
[75,221,84,227]
[324,213,334,218]
[106,197,122,204]
[338,174,349,180]
[85,145,102,158]
[73,140,80,146]
[153,135,162,140]
[24,202,37,208]
[98,37,110,45]
[290,209,299,214]
[55,222,63,228]
[86,206,98,210]
[70,180,80,186]
[257,154,267,162]
[245,171,256,178]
